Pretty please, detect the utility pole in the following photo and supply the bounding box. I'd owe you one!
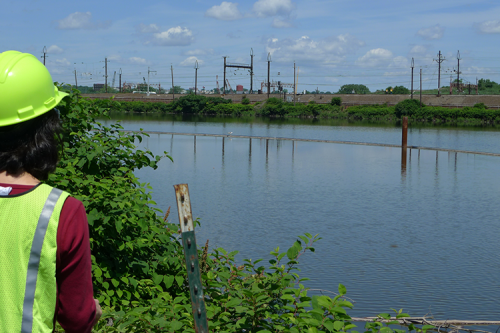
[104,57,108,93]
[119,68,122,93]
[293,61,296,106]
[223,56,227,94]
[411,58,414,99]
[420,68,422,108]
[74,70,78,89]
[194,60,198,95]
[250,48,254,93]
[171,65,175,100]
[267,53,271,99]
[456,50,461,93]
[147,67,157,96]
[434,51,445,96]
[41,46,47,66]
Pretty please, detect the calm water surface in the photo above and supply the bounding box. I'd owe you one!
[107,115,500,322]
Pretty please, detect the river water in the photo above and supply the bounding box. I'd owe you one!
[105,114,500,322]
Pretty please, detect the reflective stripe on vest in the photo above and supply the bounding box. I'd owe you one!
[21,187,63,333]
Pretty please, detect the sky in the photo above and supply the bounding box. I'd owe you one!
[2,0,500,93]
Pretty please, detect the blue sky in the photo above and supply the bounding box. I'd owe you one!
[3,0,500,92]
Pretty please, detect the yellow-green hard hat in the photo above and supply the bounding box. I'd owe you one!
[0,50,68,127]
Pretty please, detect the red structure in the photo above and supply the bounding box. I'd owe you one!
[236,85,243,92]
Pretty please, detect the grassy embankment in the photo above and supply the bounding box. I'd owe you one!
[94,95,500,126]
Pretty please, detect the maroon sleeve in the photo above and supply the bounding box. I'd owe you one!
[56,197,96,332]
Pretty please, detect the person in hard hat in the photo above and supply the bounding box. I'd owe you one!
[0,50,101,332]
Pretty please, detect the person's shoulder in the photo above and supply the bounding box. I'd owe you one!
[64,196,85,210]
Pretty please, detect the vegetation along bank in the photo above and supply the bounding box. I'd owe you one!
[93,94,500,126]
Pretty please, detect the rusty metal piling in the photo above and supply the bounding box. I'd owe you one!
[174,184,209,333]
[402,116,408,149]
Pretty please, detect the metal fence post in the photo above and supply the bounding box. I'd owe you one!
[174,184,209,333]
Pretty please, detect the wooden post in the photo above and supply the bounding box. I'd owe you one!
[402,116,408,149]
[173,184,208,333]
[222,137,225,155]
[266,139,269,156]
[401,148,407,176]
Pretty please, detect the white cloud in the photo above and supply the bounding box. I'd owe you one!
[272,18,293,28]
[137,23,160,33]
[463,66,495,76]
[180,56,204,67]
[266,34,364,66]
[390,56,409,68]
[129,57,149,65]
[417,24,444,40]
[106,55,151,65]
[185,49,214,56]
[55,58,70,66]
[383,56,410,77]
[409,45,428,55]
[476,20,500,34]
[408,45,434,65]
[56,12,111,30]
[205,2,242,21]
[253,0,295,17]
[152,26,194,46]
[47,45,63,54]
[356,48,393,67]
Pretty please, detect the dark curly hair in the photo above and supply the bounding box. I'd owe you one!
[0,109,61,181]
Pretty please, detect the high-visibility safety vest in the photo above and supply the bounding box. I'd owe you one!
[0,183,69,332]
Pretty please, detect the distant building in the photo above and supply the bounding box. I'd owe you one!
[236,85,244,94]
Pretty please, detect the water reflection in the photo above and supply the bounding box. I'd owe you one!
[401,148,407,177]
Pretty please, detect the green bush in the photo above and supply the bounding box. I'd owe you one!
[393,86,410,94]
[211,103,253,116]
[266,97,283,105]
[395,99,424,118]
[337,84,370,94]
[347,104,395,119]
[474,102,487,109]
[331,97,342,106]
[241,97,250,105]
[50,89,185,316]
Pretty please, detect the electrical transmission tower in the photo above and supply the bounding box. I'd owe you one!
[41,46,48,66]
[112,71,116,90]
[223,48,254,94]
[147,67,157,96]
[411,58,414,99]
[454,50,462,93]
[434,51,445,96]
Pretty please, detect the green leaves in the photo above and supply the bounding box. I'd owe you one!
[286,241,301,260]
[338,283,347,296]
